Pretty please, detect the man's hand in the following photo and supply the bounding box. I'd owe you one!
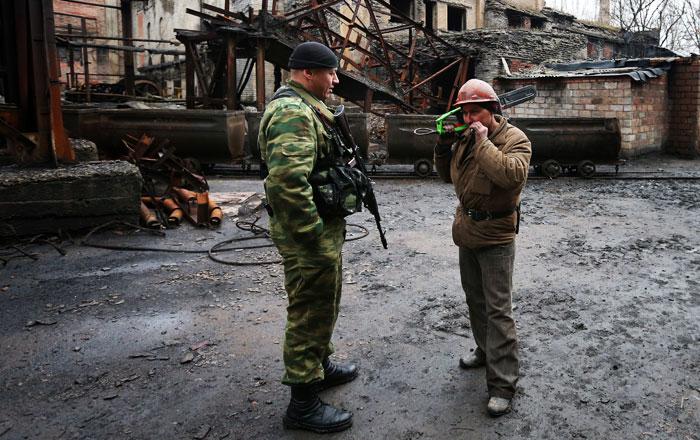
[470,121,488,143]
[438,123,457,145]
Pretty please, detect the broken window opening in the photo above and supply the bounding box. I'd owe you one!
[424,0,435,31]
[447,6,466,31]
[97,48,109,66]
[507,12,522,28]
[389,0,413,23]
[531,17,545,29]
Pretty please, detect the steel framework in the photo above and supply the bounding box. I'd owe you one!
[176,0,476,114]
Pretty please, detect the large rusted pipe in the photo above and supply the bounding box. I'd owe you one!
[208,198,223,227]
[172,187,197,204]
[162,197,184,227]
[140,196,159,207]
[139,201,161,228]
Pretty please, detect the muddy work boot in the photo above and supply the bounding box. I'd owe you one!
[487,396,512,417]
[315,358,358,392]
[283,384,353,433]
[459,349,486,369]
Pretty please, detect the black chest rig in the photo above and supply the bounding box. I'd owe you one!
[269,86,370,219]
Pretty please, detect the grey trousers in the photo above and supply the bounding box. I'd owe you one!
[459,241,519,399]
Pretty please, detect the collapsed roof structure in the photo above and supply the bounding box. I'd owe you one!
[175,0,476,115]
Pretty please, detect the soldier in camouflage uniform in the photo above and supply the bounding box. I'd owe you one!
[258,41,357,433]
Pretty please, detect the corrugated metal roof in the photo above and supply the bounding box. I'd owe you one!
[501,58,677,82]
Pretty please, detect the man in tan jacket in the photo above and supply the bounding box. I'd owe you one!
[434,78,531,416]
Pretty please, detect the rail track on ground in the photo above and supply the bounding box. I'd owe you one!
[209,165,700,181]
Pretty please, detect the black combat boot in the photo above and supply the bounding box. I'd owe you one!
[316,358,358,392]
[283,384,353,433]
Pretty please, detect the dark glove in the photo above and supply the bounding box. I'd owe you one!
[438,123,457,146]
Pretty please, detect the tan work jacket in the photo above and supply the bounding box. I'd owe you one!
[434,115,531,249]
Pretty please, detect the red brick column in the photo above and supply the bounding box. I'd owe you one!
[668,57,700,157]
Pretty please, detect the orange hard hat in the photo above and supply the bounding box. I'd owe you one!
[453,78,499,107]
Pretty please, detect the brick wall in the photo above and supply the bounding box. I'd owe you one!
[53,0,121,86]
[497,76,669,157]
[508,59,536,73]
[668,57,700,157]
[630,77,669,155]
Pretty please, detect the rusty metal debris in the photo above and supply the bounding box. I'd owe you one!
[121,134,224,229]
[139,201,160,229]
[1,0,74,166]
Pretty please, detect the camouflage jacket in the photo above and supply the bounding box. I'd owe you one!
[259,80,336,244]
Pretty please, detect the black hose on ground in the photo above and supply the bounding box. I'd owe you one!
[79,218,370,266]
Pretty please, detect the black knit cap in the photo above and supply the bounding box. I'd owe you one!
[288,41,338,69]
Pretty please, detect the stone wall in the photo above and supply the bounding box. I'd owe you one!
[668,57,700,157]
[497,76,670,157]
[442,29,586,82]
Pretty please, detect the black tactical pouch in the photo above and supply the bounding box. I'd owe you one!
[309,165,370,218]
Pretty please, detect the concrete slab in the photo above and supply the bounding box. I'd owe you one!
[0,160,142,237]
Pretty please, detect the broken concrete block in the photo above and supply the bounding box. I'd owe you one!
[70,138,99,162]
[0,160,142,237]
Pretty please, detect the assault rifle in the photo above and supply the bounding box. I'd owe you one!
[332,105,388,249]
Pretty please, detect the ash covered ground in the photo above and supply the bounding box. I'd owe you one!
[1,156,698,440]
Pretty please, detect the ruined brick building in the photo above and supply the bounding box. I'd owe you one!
[45,0,699,157]
[55,0,669,101]
[50,0,677,103]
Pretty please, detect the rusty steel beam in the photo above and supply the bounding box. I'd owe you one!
[66,24,76,88]
[15,0,31,130]
[226,37,237,110]
[256,42,265,111]
[208,45,228,98]
[338,0,361,60]
[120,0,135,95]
[184,40,195,108]
[43,0,74,163]
[309,0,332,47]
[380,23,415,34]
[280,0,344,24]
[404,58,461,95]
[56,34,180,44]
[184,41,211,106]
[362,0,398,90]
[185,8,234,26]
[400,31,417,83]
[24,0,74,165]
[61,0,122,10]
[54,11,97,20]
[81,17,91,103]
[447,58,469,112]
[200,2,246,21]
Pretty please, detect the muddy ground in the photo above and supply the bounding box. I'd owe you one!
[1,155,699,440]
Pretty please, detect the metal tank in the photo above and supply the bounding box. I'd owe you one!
[385,113,454,176]
[245,110,370,161]
[63,108,247,164]
[385,115,621,177]
[510,118,621,177]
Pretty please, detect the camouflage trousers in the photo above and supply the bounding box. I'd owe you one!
[459,241,519,399]
[271,217,346,385]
